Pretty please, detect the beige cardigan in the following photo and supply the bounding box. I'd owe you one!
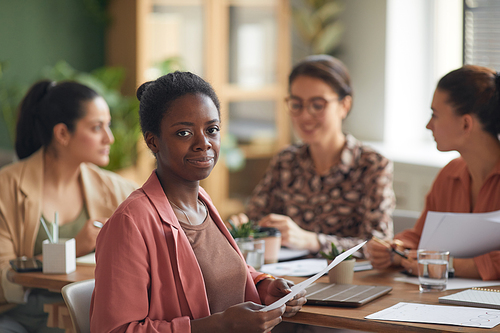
[0,149,137,312]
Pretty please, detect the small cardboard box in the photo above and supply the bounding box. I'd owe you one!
[42,238,76,274]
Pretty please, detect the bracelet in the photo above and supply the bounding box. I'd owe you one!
[253,273,276,286]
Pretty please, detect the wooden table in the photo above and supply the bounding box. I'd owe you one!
[284,268,500,332]
[8,264,95,333]
[7,264,95,293]
[9,265,500,332]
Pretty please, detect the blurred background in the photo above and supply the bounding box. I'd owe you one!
[1,0,499,220]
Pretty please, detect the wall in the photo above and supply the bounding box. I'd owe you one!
[0,0,105,150]
[338,0,388,142]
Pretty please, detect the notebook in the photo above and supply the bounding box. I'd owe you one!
[439,288,500,309]
[305,283,392,307]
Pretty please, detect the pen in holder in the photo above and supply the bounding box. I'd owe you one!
[53,211,59,244]
[41,212,76,274]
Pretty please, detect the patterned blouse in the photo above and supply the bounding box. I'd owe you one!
[245,134,395,255]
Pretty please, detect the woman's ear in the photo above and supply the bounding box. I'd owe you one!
[53,123,71,147]
[340,95,352,119]
[145,131,159,154]
[462,114,474,135]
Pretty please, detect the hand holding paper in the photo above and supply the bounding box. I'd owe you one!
[262,241,367,311]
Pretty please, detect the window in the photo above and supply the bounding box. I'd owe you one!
[372,0,462,167]
[464,0,500,70]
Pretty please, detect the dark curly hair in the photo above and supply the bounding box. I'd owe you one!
[136,71,220,138]
[437,65,500,138]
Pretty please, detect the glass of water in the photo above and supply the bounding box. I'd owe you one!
[417,250,449,292]
[236,238,265,270]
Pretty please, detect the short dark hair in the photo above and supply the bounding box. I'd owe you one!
[15,80,99,160]
[437,65,500,138]
[136,71,220,138]
[289,54,353,101]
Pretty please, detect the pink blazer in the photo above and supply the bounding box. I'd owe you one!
[90,172,262,333]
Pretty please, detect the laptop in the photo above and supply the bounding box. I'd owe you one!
[305,283,392,307]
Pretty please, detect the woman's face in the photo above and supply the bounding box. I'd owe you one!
[288,75,350,145]
[426,88,466,152]
[66,96,114,166]
[150,93,220,183]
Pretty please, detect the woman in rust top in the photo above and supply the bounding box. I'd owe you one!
[366,65,500,280]
[232,55,395,255]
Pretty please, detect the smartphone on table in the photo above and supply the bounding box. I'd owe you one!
[10,256,43,272]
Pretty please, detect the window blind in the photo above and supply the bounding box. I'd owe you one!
[464,0,500,70]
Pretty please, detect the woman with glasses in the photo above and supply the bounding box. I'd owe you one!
[231,55,395,255]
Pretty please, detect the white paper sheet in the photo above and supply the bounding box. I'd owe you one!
[394,276,500,290]
[76,252,96,265]
[261,241,366,311]
[261,259,373,277]
[419,210,500,257]
[261,259,327,277]
[366,302,500,328]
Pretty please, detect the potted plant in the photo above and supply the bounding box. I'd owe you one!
[321,242,356,284]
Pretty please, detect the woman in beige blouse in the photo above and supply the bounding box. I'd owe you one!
[0,80,136,332]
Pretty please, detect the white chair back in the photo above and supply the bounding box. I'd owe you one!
[61,279,95,333]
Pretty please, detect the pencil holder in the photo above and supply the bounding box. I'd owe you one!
[42,238,76,274]
[328,258,356,284]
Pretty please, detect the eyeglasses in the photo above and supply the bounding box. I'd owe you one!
[285,96,338,117]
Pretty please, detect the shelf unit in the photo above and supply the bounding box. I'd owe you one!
[107,0,291,219]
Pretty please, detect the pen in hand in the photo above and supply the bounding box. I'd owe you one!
[371,236,409,260]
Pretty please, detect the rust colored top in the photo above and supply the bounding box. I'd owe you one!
[396,157,500,280]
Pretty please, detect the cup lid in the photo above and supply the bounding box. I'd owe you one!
[258,227,281,237]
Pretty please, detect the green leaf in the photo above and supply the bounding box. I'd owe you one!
[155,57,184,75]
[316,1,344,22]
[312,21,344,54]
[292,9,321,42]
[228,220,260,239]
[319,242,353,261]
[291,0,345,55]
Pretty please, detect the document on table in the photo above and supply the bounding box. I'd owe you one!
[366,302,500,328]
[76,252,96,265]
[419,210,500,258]
[394,276,500,290]
[261,259,327,277]
[261,259,372,277]
[261,241,366,311]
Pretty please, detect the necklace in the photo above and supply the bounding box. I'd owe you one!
[169,200,207,225]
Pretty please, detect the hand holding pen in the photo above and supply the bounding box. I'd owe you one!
[365,236,410,270]
[371,236,408,259]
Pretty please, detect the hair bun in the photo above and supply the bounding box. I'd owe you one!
[136,81,154,101]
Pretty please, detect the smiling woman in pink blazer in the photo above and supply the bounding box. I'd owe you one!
[90,71,306,333]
